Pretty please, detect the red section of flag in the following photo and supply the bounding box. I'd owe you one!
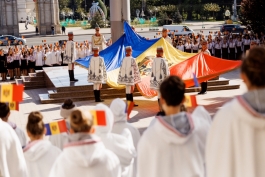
[58,120,67,133]
[12,85,24,102]
[190,95,198,107]
[127,101,134,120]
[96,110,107,126]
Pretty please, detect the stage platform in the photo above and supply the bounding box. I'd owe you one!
[14,66,240,104]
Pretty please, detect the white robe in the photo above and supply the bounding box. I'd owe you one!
[206,96,265,177]
[23,140,61,177]
[51,51,59,65]
[35,51,43,66]
[137,113,210,177]
[8,121,27,148]
[95,103,136,177]
[64,41,77,64]
[91,34,107,51]
[78,49,86,59]
[49,136,121,177]
[0,119,28,177]
[110,98,141,177]
[118,56,141,85]
[150,57,170,90]
[164,36,172,45]
[88,56,107,83]
[44,52,52,66]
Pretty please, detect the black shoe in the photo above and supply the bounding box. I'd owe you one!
[198,91,207,95]
[69,70,78,82]
[95,90,104,102]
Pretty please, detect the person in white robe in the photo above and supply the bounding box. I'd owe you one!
[78,46,86,59]
[110,98,141,177]
[24,111,61,177]
[88,47,107,102]
[0,119,28,177]
[118,46,141,106]
[150,46,170,115]
[137,76,210,177]
[91,26,108,51]
[95,103,136,177]
[162,28,172,45]
[49,109,121,177]
[0,103,27,148]
[44,48,52,66]
[51,47,60,65]
[64,31,78,82]
[49,99,76,150]
[206,47,265,177]
[35,47,43,70]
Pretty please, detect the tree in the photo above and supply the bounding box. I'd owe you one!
[97,0,108,19]
[203,3,221,19]
[240,0,265,33]
[58,0,70,11]
[90,12,105,28]
[174,8,182,24]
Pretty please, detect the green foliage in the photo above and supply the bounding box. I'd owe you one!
[76,7,86,19]
[240,0,265,33]
[97,0,107,19]
[157,13,173,26]
[203,3,221,12]
[90,12,105,28]
[174,9,182,24]
[58,0,70,10]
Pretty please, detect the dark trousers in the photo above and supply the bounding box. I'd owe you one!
[229,48,235,60]
[185,49,191,53]
[244,45,250,54]
[236,47,242,60]
[222,48,228,59]
[215,49,221,58]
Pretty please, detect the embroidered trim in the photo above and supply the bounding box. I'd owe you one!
[23,140,42,152]
[64,139,100,148]
[237,96,265,118]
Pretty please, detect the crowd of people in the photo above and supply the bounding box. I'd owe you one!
[1,46,265,177]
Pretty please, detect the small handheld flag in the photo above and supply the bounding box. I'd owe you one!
[90,110,107,126]
[0,84,24,102]
[45,119,68,136]
[193,73,200,87]
[184,95,198,108]
[6,101,19,111]
[127,101,134,120]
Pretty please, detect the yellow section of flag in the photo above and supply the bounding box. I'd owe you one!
[1,84,13,102]
[49,122,60,135]
[90,110,98,125]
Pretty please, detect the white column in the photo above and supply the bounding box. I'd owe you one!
[110,0,123,43]
[122,0,130,24]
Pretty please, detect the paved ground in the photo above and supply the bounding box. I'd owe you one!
[6,68,246,140]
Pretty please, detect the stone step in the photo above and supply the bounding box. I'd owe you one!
[29,70,44,77]
[39,92,143,104]
[21,76,44,82]
[23,80,46,87]
[185,84,240,93]
[56,84,111,92]
[48,88,133,99]
[209,76,219,81]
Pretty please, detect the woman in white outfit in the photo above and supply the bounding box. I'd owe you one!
[24,111,61,177]
[49,109,121,177]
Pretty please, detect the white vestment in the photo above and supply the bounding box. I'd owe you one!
[51,51,59,65]
[44,51,52,66]
[35,51,43,66]
[95,103,136,177]
[118,56,141,86]
[64,41,77,64]
[164,36,172,45]
[88,56,107,83]
[110,98,141,177]
[0,119,28,177]
[8,121,27,148]
[150,57,170,90]
[206,96,265,177]
[23,140,61,177]
[137,113,210,177]
[49,133,69,150]
[91,34,107,51]
[49,136,121,177]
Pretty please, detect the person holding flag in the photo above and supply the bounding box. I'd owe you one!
[198,40,211,94]
[64,32,78,82]
[23,111,61,177]
[150,46,170,116]
[88,47,107,102]
[118,46,141,106]
[91,25,108,51]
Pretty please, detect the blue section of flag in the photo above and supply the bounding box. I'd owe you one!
[193,73,200,87]
[45,124,51,135]
[75,22,159,71]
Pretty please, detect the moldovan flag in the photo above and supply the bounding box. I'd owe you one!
[7,101,19,111]
[90,110,107,126]
[0,84,24,102]
[45,119,68,136]
[184,95,198,108]
[127,101,134,120]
